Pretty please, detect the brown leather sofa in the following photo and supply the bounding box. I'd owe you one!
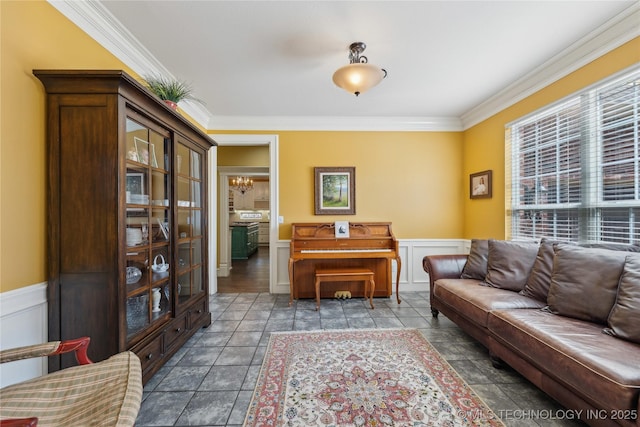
[423,239,640,427]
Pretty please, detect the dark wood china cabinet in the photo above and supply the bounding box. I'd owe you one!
[34,70,215,383]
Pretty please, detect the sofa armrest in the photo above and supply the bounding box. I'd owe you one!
[423,255,468,317]
[423,254,468,288]
[0,418,38,427]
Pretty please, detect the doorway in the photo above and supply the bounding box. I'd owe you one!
[211,134,279,294]
[217,246,269,292]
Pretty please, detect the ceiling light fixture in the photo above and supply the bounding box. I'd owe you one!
[332,42,387,96]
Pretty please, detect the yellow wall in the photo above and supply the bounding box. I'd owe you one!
[2,0,638,293]
[462,37,640,239]
[278,131,464,239]
[0,0,136,292]
[213,131,465,240]
[218,146,270,166]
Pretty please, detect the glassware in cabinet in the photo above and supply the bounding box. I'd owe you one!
[124,116,172,338]
[175,142,206,310]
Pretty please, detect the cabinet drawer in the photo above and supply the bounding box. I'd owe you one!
[134,334,163,372]
[190,299,210,329]
[165,314,188,350]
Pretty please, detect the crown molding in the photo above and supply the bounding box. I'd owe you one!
[43,0,460,132]
[460,2,640,130]
[50,0,452,131]
[48,0,157,75]
[209,134,277,146]
[47,0,213,128]
[50,0,638,133]
[208,115,462,132]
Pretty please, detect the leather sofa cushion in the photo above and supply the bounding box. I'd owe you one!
[579,242,640,252]
[547,244,627,324]
[604,254,640,344]
[433,278,545,328]
[461,239,488,280]
[520,238,561,303]
[521,240,639,304]
[488,309,640,413]
[484,239,539,292]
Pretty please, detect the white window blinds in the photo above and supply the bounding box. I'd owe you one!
[507,67,640,243]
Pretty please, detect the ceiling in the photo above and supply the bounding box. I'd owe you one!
[80,1,639,130]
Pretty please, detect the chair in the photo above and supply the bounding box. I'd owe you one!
[0,337,142,426]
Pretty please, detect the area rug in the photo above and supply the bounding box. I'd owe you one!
[243,328,504,426]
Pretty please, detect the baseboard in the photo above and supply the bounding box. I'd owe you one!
[0,282,48,387]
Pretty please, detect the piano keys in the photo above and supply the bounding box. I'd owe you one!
[288,222,401,305]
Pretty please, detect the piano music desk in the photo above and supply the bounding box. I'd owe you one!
[314,268,375,310]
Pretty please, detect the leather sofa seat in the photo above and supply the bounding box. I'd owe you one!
[489,309,640,413]
[434,278,546,327]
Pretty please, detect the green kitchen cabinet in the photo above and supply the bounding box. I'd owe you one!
[231,222,259,259]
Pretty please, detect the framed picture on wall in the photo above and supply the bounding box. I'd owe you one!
[470,170,492,199]
[314,167,355,215]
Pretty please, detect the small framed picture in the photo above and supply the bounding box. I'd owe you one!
[470,170,492,199]
[126,173,145,197]
[150,144,158,168]
[335,221,350,238]
[126,172,147,208]
[134,137,151,166]
[314,167,355,215]
[126,139,139,162]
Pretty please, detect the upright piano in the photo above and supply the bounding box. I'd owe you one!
[288,222,401,304]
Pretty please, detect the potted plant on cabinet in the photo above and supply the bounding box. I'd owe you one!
[143,75,203,110]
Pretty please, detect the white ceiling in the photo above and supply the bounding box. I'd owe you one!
[66,1,639,130]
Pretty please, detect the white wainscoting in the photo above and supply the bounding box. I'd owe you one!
[269,238,468,295]
[397,239,469,292]
[0,282,48,387]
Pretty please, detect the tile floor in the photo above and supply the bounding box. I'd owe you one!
[136,292,585,427]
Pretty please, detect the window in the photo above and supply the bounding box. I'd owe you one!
[507,67,640,244]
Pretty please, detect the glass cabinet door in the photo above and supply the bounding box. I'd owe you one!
[124,116,171,339]
[175,141,205,308]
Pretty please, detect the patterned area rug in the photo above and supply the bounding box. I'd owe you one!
[244,328,505,426]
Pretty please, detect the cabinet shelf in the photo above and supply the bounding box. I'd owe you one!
[126,284,147,297]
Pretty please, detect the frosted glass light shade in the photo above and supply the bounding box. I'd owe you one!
[332,63,386,96]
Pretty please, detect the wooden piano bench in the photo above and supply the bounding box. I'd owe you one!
[314,268,375,311]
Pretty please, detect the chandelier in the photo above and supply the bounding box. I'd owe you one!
[230,176,254,194]
[332,42,387,96]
